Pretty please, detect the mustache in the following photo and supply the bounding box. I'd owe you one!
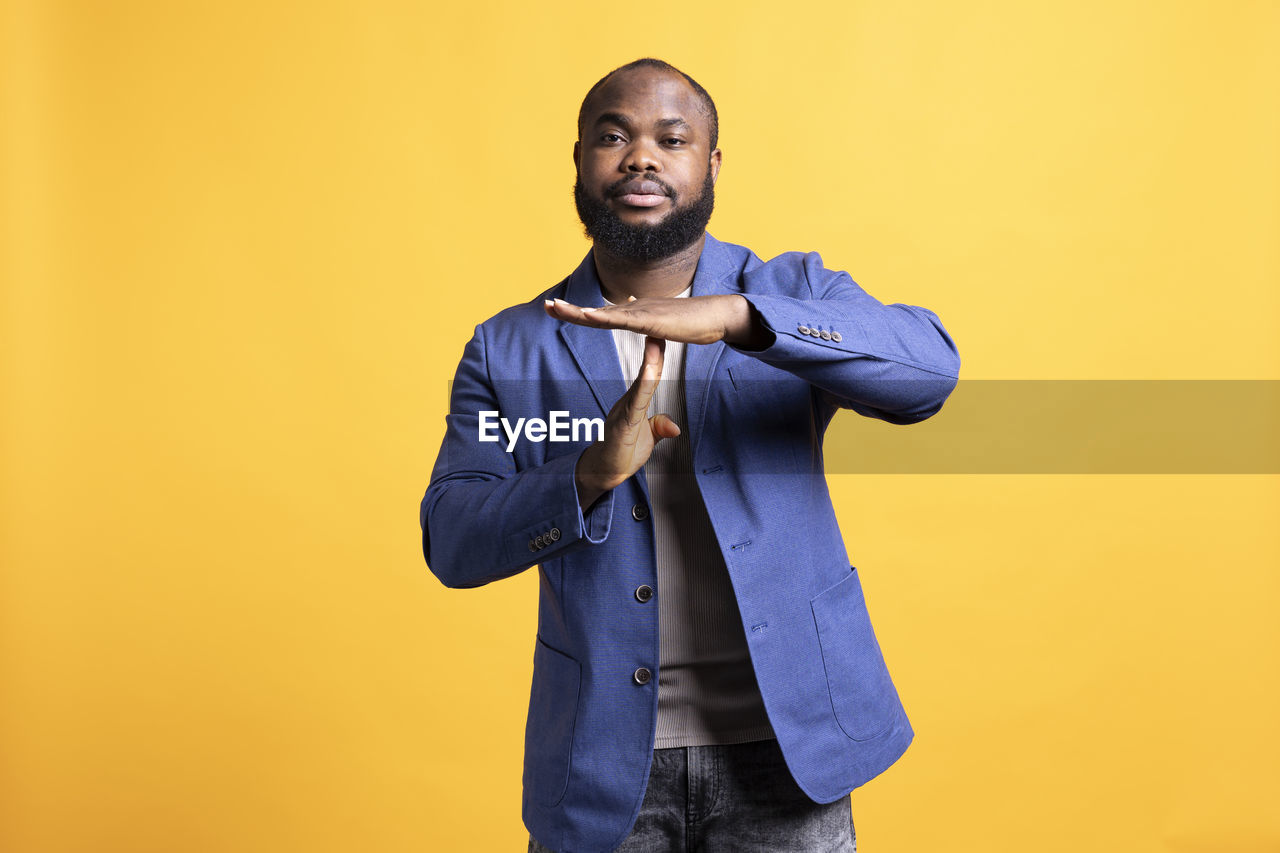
[607,175,675,198]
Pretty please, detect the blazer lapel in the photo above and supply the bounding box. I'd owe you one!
[558,250,627,419]
[683,233,739,458]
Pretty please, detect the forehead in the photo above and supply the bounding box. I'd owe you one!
[584,68,709,134]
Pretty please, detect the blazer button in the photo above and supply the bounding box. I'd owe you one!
[534,534,545,548]
[528,539,537,552]
[820,330,832,341]
[631,503,649,521]
[797,325,811,335]
[633,667,652,686]
[831,331,842,342]
[549,527,561,542]
[635,584,654,603]
[810,328,822,338]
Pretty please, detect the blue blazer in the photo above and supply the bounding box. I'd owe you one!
[421,233,960,853]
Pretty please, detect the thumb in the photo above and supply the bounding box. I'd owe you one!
[649,413,681,442]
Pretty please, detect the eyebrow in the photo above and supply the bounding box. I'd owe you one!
[593,112,693,133]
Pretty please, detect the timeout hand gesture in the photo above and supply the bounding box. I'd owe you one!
[548,293,773,509]
[572,336,680,510]
[543,294,772,348]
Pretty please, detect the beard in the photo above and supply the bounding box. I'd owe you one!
[574,166,716,264]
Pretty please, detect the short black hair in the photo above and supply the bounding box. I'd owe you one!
[577,58,719,150]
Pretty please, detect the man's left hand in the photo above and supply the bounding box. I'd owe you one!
[544,294,774,349]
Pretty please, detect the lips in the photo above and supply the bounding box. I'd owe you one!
[613,180,670,208]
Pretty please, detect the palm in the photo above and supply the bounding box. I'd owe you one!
[573,336,680,509]
[545,295,738,345]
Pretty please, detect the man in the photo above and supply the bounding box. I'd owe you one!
[420,58,960,853]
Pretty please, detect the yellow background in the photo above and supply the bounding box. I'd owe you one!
[3,1,1278,851]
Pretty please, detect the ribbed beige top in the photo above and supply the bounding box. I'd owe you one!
[605,288,775,749]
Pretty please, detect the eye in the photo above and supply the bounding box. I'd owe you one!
[664,137,686,146]
[600,133,624,143]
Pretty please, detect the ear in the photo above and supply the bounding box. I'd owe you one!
[709,148,722,185]
[573,140,581,171]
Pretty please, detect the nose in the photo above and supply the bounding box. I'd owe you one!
[622,138,661,172]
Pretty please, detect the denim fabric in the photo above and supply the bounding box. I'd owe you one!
[528,738,856,853]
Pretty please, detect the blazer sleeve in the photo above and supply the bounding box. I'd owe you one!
[419,324,615,588]
[731,251,961,424]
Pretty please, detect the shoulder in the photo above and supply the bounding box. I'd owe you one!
[469,276,571,339]
[716,237,851,299]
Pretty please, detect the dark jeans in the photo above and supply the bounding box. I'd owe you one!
[528,738,856,853]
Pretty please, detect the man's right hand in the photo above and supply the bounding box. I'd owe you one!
[575,336,680,511]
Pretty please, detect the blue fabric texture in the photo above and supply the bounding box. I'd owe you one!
[420,233,960,853]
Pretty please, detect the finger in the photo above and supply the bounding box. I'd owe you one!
[642,335,666,382]
[622,337,665,426]
[576,303,649,333]
[650,413,681,441]
[544,298,613,328]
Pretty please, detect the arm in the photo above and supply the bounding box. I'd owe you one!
[731,251,961,423]
[544,251,960,424]
[421,325,613,589]
[421,325,679,588]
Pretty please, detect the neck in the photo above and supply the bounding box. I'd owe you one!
[592,233,706,303]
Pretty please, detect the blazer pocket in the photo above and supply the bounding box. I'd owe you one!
[523,636,581,807]
[810,568,899,741]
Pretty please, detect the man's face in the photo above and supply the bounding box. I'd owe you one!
[574,68,722,264]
